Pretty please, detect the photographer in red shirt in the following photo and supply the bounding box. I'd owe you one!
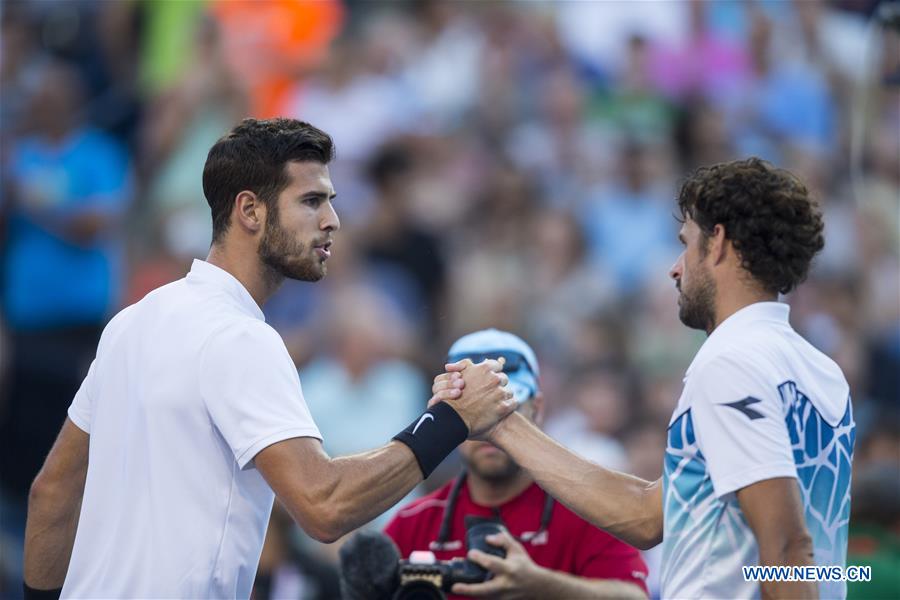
[385,329,648,599]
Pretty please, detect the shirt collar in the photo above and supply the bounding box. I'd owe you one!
[686,301,789,377]
[711,301,789,337]
[186,259,265,322]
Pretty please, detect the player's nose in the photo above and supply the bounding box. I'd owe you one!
[669,256,682,281]
[321,202,340,232]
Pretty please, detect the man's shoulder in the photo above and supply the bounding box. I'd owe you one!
[687,337,776,388]
[687,325,848,403]
[214,319,287,359]
[106,279,277,347]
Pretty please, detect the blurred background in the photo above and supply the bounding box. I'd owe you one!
[0,0,897,598]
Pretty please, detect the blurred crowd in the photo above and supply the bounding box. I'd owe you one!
[1,1,898,598]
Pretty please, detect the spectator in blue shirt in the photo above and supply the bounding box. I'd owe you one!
[0,60,131,531]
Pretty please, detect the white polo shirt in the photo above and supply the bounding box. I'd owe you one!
[661,302,854,599]
[63,260,322,599]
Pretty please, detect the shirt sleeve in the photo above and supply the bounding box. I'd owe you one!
[199,319,322,469]
[576,530,649,594]
[689,354,797,498]
[67,359,97,434]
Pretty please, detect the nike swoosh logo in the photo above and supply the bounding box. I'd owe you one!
[412,413,434,435]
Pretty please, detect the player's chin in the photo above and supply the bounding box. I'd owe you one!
[282,260,326,282]
[307,266,326,281]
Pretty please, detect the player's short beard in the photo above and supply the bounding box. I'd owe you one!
[678,263,717,334]
[258,200,325,282]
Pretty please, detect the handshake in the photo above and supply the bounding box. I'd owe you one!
[392,328,540,479]
[426,357,517,441]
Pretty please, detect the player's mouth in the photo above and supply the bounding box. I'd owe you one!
[313,240,332,260]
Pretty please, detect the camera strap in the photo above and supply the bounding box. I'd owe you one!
[431,473,554,551]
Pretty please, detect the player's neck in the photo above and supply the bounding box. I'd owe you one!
[206,244,282,308]
[467,470,534,508]
[711,283,777,334]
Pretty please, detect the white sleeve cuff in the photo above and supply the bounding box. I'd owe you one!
[237,427,323,470]
[712,462,797,498]
[67,405,91,434]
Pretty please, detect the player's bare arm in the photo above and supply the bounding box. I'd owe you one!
[256,437,420,543]
[24,419,89,591]
[738,477,817,600]
[433,368,662,549]
[488,412,663,550]
[256,358,514,542]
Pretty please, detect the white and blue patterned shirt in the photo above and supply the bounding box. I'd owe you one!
[662,302,855,599]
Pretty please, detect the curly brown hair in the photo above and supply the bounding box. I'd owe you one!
[677,157,825,295]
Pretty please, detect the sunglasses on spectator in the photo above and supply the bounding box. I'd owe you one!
[447,351,534,376]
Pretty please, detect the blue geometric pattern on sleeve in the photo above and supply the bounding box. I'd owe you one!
[662,411,718,566]
[780,381,855,568]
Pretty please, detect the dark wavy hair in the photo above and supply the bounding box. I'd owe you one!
[203,118,335,242]
[677,157,824,295]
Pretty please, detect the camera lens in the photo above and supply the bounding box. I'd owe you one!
[392,579,446,600]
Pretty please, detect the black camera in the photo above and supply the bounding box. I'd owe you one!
[338,518,506,600]
[393,518,506,600]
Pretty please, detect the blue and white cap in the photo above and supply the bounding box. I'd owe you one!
[447,328,540,405]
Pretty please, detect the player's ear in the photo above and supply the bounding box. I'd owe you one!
[234,190,264,234]
[709,223,728,265]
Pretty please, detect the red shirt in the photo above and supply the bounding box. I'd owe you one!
[384,479,648,598]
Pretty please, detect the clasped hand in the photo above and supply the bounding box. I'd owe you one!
[428,359,515,440]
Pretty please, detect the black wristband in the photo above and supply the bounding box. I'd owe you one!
[393,402,469,478]
[23,583,62,600]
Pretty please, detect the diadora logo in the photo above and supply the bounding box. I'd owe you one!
[721,396,765,420]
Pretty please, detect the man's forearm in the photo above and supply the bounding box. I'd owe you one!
[529,567,647,599]
[24,484,83,588]
[738,477,817,599]
[490,413,663,549]
[760,574,817,599]
[324,441,422,537]
[759,537,817,599]
[24,419,89,590]
[258,437,430,543]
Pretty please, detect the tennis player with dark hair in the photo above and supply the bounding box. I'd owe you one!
[22,118,515,599]
[441,158,855,599]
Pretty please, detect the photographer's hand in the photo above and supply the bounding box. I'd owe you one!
[452,530,647,599]
[450,530,539,599]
